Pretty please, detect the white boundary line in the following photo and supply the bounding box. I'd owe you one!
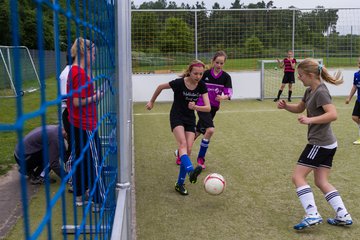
[134,106,352,116]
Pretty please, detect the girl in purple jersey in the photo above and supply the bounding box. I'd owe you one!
[277,58,352,230]
[345,57,360,144]
[186,51,232,169]
[274,50,297,102]
[146,60,211,195]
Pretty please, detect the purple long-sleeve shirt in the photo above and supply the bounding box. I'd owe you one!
[14,125,63,178]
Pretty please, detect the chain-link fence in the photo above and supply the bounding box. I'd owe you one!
[132,8,360,73]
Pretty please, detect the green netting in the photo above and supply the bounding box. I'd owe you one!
[260,58,323,100]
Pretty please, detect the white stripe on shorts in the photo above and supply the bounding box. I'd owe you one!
[307,145,320,160]
[87,130,106,202]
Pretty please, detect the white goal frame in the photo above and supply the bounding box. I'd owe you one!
[259,58,323,100]
[0,45,40,97]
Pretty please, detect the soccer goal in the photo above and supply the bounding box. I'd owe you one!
[0,46,40,98]
[259,58,323,100]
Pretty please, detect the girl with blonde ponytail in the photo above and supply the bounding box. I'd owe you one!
[298,58,343,85]
[276,58,352,230]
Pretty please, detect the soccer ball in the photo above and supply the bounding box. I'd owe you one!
[204,173,226,195]
[274,67,278,70]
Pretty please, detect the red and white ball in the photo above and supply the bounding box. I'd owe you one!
[203,173,226,195]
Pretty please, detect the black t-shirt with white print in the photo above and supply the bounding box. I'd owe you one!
[169,77,208,123]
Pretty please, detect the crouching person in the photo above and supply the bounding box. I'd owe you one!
[14,125,67,184]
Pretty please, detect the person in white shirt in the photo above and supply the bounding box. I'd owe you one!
[59,54,74,113]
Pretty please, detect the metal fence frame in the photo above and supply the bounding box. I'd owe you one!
[111,1,134,239]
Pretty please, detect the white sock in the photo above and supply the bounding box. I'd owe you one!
[325,190,348,217]
[296,185,318,216]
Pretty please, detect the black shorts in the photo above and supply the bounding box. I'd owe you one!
[170,116,196,133]
[297,144,336,169]
[196,107,218,134]
[282,72,295,84]
[352,100,360,117]
[14,150,44,176]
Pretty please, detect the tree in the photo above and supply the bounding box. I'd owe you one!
[266,1,274,8]
[244,35,264,57]
[139,0,167,9]
[212,3,221,9]
[159,17,194,53]
[194,1,206,9]
[132,12,159,52]
[0,0,11,45]
[295,7,339,52]
[230,0,243,9]
[180,3,192,9]
[247,1,266,9]
[167,1,178,9]
[19,3,37,49]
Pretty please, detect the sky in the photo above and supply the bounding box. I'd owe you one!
[132,0,360,9]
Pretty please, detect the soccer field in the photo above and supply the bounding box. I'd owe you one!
[133,98,359,240]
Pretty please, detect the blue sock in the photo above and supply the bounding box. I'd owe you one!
[177,154,193,185]
[198,139,209,158]
[181,154,194,173]
[177,163,186,185]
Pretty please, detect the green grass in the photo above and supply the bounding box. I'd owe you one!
[2,76,359,239]
[132,57,359,73]
[133,97,359,240]
[5,180,111,240]
[0,77,60,175]
[132,58,261,73]
[4,97,359,239]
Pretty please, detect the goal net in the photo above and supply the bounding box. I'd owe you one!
[0,46,40,97]
[259,58,323,100]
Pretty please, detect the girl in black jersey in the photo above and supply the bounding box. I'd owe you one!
[146,60,211,195]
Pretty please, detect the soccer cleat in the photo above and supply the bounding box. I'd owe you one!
[75,190,91,206]
[288,98,292,102]
[30,176,44,185]
[76,196,89,206]
[273,98,278,102]
[189,165,203,184]
[197,157,206,169]
[293,214,323,230]
[353,138,360,145]
[30,176,56,185]
[92,203,101,213]
[327,213,353,226]
[174,149,181,165]
[175,182,188,195]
